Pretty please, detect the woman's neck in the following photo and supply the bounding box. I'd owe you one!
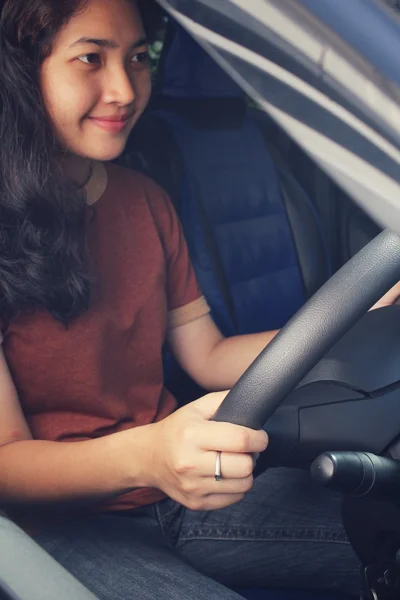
[59,154,108,205]
[61,155,93,189]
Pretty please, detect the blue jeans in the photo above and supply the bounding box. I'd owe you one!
[34,469,360,599]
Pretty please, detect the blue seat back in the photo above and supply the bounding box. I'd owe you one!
[153,25,306,336]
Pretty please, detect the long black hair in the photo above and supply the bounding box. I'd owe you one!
[0,0,162,326]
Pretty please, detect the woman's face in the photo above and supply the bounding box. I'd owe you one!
[40,0,151,162]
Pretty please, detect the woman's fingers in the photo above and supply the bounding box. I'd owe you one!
[197,450,255,479]
[370,281,400,310]
[182,474,254,497]
[193,421,268,454]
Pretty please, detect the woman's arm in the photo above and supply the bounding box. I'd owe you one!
[0,341,267,512]
[169,275,400,391]
[168,314,278,391]
[0,428,153,506]
[0,347,152,506]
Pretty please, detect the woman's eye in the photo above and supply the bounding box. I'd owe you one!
[78,53,101,65]
[131,51,149,67]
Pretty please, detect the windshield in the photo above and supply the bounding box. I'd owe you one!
[156,0,400,234]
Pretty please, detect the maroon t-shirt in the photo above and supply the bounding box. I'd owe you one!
[2,164,209,514]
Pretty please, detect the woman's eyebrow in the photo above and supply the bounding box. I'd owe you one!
[69,36,148,50]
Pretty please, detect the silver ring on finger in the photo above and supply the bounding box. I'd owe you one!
[215,451,222,481]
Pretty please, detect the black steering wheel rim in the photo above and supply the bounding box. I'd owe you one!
[213,230,400,431]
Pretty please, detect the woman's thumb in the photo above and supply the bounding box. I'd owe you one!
[190,391,230,420]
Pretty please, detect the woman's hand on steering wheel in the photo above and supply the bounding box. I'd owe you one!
[147,392,268,511]
[370,280,400,310]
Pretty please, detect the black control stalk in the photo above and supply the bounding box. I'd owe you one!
[311,451,400,500]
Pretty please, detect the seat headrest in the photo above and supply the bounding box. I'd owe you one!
[159,23,245,100]
[155,23,247,129]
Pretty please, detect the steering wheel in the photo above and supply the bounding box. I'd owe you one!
[213,229,400,470]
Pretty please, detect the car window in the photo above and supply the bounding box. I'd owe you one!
[149,17,167,80]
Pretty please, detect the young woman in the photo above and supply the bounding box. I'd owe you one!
[0,0,369,597]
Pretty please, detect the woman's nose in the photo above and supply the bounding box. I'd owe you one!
[102,66,137,107]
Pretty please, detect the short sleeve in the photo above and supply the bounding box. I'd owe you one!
[143,178,210,329]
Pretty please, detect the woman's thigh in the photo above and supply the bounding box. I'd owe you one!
[157,468,361,595]
[34,510,242,600]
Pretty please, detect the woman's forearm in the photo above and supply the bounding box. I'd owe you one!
[203,330,279,390]
[0,425,155,506]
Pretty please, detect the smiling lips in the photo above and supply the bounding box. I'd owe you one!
[88,114,132,133]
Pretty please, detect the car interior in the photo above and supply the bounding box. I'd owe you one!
[119,21,381,406]
[118,18,395,600]
[1,7,400,600]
